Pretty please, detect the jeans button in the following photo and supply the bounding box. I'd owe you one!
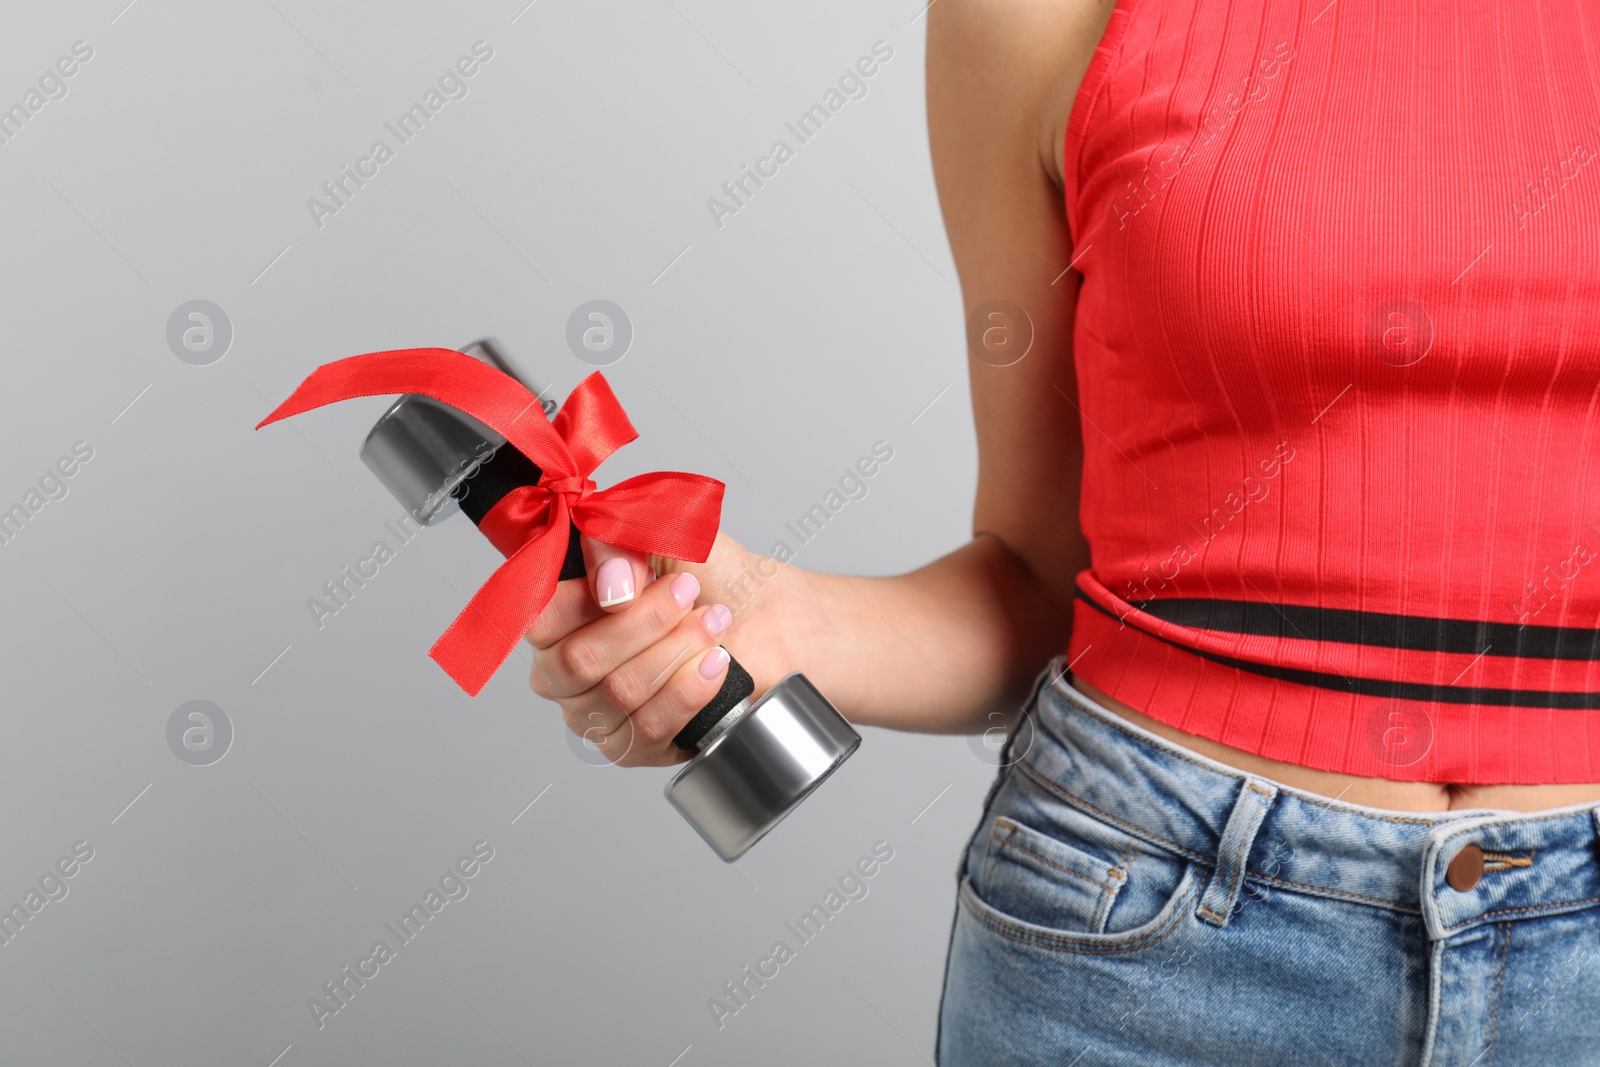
[1447,843,1485,892]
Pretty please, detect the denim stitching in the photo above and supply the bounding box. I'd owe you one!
[1226,787,1271,905]
[1220,794,1262,915]
[1435,810,1599,838]
[1101,837,1137,930]
[1484,922,1511,1067]
[990,817,1125,893]
[958,870,1197,956]
[979,824,1002,891]
[1288,794,1437,825]
[1440,894,1600,934]
[1200,794,1265,927]
[1248,872,1418,912]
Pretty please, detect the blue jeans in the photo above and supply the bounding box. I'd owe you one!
[938,655,1600,1065]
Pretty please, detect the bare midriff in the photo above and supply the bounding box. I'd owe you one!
[1072,678,1600,813]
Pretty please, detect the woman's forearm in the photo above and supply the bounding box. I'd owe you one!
[784,533,1076,733]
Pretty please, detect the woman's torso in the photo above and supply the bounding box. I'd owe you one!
[1046,0,1600,810]
[1075,676,1600,811]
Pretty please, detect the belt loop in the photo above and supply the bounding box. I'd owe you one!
[1197,776,1279,928]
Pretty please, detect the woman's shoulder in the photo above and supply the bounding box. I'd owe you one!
[926,0,1119,189]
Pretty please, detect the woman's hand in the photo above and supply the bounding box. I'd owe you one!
[525,530,814,766]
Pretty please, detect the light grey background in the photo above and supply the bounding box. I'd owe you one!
[0,1,996,1064]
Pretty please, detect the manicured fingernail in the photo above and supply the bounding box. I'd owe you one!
[699,646,730,680]
[595,557,634,608]
[703,603,732,636]
[670,572,700,610]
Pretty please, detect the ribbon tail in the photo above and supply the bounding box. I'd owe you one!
[255,348,580,480]
[428,499,571,695]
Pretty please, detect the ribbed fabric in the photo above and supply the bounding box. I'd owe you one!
[1062,0,1600,783]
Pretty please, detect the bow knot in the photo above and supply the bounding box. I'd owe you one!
[257,348,726,695]
[543,474,596,501]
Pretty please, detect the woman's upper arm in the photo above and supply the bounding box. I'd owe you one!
[926,0,1115,602]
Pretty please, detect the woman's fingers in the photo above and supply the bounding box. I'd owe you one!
[584,641,735,767]
[529,528,759,768]
[560,601,731,744]
[530,569,705,698]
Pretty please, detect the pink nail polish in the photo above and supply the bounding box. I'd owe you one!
[595,557,634,607]
[704,603,732,636]
[670,572,700,610]
[699,646,729,680]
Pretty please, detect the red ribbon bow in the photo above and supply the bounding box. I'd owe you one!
[256,348,726,696]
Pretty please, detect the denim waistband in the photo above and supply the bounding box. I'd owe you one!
[1013,655,1600,940]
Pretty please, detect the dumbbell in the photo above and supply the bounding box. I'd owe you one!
[357,338,860,862]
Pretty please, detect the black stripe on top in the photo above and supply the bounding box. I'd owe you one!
[1129,597,1600,660]
[1078,592,1600,709]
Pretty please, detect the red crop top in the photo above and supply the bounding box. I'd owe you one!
[1062,0,1600,783]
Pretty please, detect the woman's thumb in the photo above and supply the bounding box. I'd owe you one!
[580,533,655,612]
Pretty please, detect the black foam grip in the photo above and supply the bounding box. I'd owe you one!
[672,655,755,751]
[557,521,586,581]
[453,443,586,581]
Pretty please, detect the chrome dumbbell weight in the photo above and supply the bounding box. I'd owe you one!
[358,339,860,862]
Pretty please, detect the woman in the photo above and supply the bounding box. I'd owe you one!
[527,0,1600,1062]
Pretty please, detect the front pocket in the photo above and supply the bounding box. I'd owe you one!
[980,817,1128,935]
[961,769,1202,955]
[959,860,1201,956]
